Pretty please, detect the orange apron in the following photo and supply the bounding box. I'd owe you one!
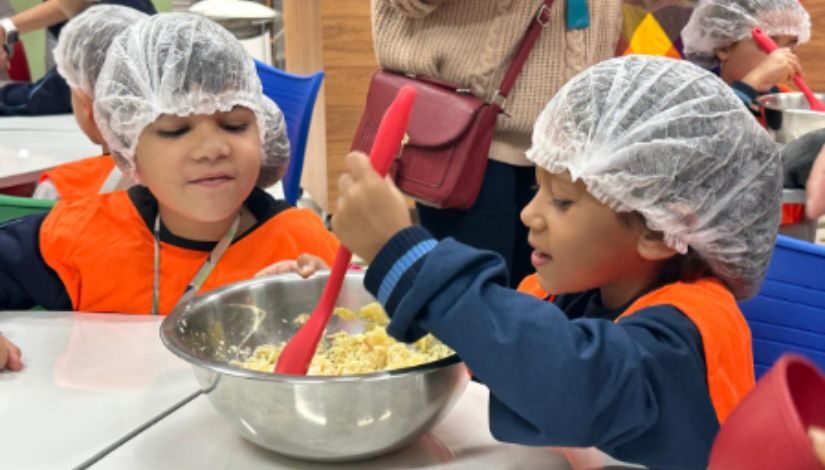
[40,191,339,314]
[39,155,117,200]
[518,274,754,423]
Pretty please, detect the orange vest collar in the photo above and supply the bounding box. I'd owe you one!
[518,274,755,423]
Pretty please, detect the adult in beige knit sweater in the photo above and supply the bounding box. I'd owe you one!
[371,0,687,286]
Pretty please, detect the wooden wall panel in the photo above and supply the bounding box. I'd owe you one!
[798,0,825,92]
[320,0,376,213]
[283,0,376,213]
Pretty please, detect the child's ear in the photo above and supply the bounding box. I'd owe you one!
[112,152,141,185]
[71,89,106,146]
[71,88,93,117]
[637,230,678,262]
[715,46,730,64]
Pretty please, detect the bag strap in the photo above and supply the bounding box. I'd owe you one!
[493,0,556,108]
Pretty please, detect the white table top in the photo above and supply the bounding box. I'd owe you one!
[0,114,100,187]
[2,311,628,470]
[98,381,618,470]
[0,311,199,470]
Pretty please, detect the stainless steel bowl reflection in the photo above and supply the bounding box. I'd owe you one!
[160,272,468,462]
[757,92,825,143]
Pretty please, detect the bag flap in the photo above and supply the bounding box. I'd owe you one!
[363,71,489,147]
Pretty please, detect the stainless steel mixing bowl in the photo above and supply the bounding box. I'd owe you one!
[757,92,825,143]
[160,272,469,462]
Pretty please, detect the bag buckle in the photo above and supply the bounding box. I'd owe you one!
[536,3,552,28]
[490,90,507,109]
[396,133,410,158]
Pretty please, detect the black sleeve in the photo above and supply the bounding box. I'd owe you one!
[0,214,72,310]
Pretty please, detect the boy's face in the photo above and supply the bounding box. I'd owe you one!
[717,34,798,84]
[520,169,667,307]
[133,107,262,239]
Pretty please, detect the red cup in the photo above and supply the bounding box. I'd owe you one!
[710,354,825,469]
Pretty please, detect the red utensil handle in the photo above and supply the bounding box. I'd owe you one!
[368,85,417,176]
[751,27,825,112]
[793,76,816,97]
[312,86,416,340]
[751,28,777,53]
[274,86,417,375]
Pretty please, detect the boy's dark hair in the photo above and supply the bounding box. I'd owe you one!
[616,211,712,285]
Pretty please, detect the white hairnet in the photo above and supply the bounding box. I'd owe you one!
[682,0,811,69]
[525,55,782,299]
[53,5,149,96]
[94,12,289,187]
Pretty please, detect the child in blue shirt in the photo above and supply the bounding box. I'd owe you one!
[681,0,811,114]
[331,55,782,468]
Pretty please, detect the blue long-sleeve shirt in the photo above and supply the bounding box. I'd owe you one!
[364,226,719,469]
[0,213,70,310]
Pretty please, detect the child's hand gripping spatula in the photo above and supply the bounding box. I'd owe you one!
[752,27,825,112]
[274,85,417,375]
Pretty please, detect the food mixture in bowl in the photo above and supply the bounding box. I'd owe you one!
[234,303,454,375]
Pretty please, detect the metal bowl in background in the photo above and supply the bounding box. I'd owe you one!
[160,272,468,462]
[757,92,825,144]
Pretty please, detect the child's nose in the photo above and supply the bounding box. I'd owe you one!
[520,194,544,230]
[192,135,231,162]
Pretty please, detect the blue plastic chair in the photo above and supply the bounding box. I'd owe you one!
[254,60,324,205]
[738,235,825,378]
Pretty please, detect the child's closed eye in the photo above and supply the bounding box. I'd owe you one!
[221,122,250,133]
[551,198,572,210]
[156,127,189,138]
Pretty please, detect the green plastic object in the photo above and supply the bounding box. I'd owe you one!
[0,194,55,223]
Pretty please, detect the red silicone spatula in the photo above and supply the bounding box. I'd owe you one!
[274,85,417,375]
[752,27,825,112]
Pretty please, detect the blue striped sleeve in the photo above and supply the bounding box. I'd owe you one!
[364,226,436,316]
[730,80,758,108]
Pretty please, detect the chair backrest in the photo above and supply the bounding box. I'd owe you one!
[8,41,32,83]
[0,194,54,224]
[738,235,825,378]
[254,60,324,205]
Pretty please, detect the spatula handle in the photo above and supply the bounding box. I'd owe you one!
[751,28,825,112]
[273,86,418,375]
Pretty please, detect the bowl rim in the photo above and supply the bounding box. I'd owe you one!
[159,273,463,383]
[756,92,825,115]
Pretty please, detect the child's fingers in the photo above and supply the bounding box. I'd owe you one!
[1,337,22,371]
[809,427,825,465]
[338,173,354,194]
[806,145,825,219]
[7,346,22,371]
[336,174,354,215]
[295,254,327,278]
[788,56,802,75]
[255,261,297,277]
[344,151,376,181]
[307,254,328,269]
[278,262,299,274]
